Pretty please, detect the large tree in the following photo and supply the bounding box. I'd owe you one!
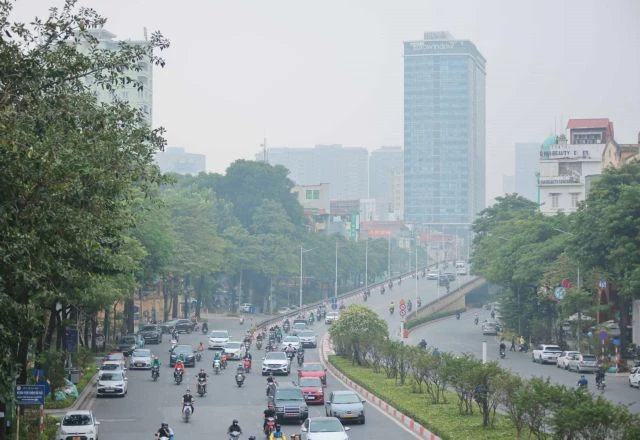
[0,0,168,393]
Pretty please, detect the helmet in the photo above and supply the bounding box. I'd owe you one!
[200,368,204,372]
[268,403,273,408]
[162,422,168,427]
[233,419,239,424]
[186,389,191,393]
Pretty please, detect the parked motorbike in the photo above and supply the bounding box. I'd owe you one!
[235,371,245,387]
[182,403,192,423]
[151,366,160,382]
[197,377,207,397]
[213,359,221,375]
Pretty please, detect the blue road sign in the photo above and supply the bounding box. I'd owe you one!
[331,297,337,305]
[15,384,45,406]
[599,280,607,289]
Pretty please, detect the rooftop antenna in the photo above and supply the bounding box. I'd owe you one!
[261,137,268,163]
[143,27,148,41]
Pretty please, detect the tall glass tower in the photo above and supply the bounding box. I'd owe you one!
[403,32,486,227]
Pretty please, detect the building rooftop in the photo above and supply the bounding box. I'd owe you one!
[566,118,611,129]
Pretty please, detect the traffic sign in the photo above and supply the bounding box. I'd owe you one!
[15,384,45,406]
[399,299,407,317]
[599,330,608,341]
[554,287,566,300]
[599,280,607,289]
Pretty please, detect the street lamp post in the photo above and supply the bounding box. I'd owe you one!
[365,239,369,292]
[553,227,582,350]
[300,246,313,309]
[387,236,391,281]
[415,243,419,305]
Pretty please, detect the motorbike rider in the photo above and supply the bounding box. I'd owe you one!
[499,340,506,356]
[596,368,605,386]
[182,389,195,414]
[274,326,283,342]
[155,422,174,440]
[227,419,242,436]
[456,311,461,320]
[171,328,179,342]
[263,402,277,430]
[196,368,208,393]
[418,339,427,349]
[269,424,286,440]
[174,359,185,379]
[151,356,161,374]
[197,341,205,353]
[577,375,588,388]
[389,301,395,313]
[201,322,208,333]
[284,343,296,359]
[474,313,479,325]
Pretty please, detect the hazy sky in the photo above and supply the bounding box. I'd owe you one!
[12,0,640,203]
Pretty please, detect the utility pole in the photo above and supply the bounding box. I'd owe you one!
[261,137,268,163]
[365,239,369,292]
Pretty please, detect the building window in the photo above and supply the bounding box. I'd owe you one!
[570,193,580,208]
[312,190,320,200]
[551,193,559,209]
[305,190,313,200]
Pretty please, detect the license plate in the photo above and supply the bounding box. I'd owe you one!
[344,413,356,418]
[136,363,143,366]
[72,437,81,440]
[285,413,296,417]
[306,396,316,400]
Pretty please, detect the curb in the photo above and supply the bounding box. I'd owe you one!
[319,334,441,440]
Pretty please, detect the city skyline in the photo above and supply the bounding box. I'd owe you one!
[12,0,640,205]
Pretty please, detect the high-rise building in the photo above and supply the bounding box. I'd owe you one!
[403,31,486,227]
[156,147,206,175]
[369,146,403,220]
[515,142,540,202]
[261,144,368,201]
[83,28,153,126]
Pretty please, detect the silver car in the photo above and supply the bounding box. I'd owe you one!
[129,349,153,369]
[325,390,365,424]
[301,417,350,440]
[567,353,599,373]
[298,330,318,348]
[281,335,301,351]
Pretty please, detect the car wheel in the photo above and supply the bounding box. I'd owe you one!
[360,415,365,425]
[532,355,536,363]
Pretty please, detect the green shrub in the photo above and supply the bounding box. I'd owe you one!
[329,355,517,440]
[405,308,466,330]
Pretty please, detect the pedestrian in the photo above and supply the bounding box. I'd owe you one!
[510,335,516,352]
[519,335,525,351]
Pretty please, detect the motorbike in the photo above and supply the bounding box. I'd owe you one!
[195,352,202,362]
[182,403,192,423]
[308,314,315,324]
[201,323,209,334]
[151,366,160,382]
[243,357,252,373]
[456,312,461,320]
[173,369,184,385]
[193,323,200,332]
[221,356,228,370]
[229,430,241,440]
[474,317,479,325]
[381,287,385,295]
[213,359,221,375]
[596,378,606,391]
[239,317,245,325]
[297,351,304,367]
[170,339,178,351]
[283,323,290,334]
[499,348,506,359]
[264,416,276,437]
[256,340,263,350]
[389,306,394,315]
[398,278,402,286]
[285,349,296,362]
[197,378,207,396]
[235,371,245,387]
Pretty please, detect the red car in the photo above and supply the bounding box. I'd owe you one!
[299,377,324,404]
[297,362,327,385]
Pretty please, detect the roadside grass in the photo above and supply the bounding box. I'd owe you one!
[405,308,466,330]
[329,355,518,440]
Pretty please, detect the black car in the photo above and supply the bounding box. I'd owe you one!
[273,386,309,424]
[138,324,162,344]
[173,319,196,334]
[438,276,450,287]
[117,334,138,356]
[169,344,196,367]
[159,319,178,334]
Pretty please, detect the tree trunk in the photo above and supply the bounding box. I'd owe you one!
[44,301,57,350]
[103,308,110,351]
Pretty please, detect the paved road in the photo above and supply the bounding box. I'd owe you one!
[405,307,640,413]
[89,311,421,440]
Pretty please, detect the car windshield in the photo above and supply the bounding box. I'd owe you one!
[173,346,193,355]
[100,363,120,370]
[132,349,151,357]
[310,419,343,432]
[544,346,561,351]
[141,326,157,331]
[303,364,323,371]
[582,355,597,361]
[100,373,123,381]
[294,323,306,328]
[284,336,299,342]
[210,331,229,338]
[121,336,136,343]
[106,353,124,360]
[299,331,314,337]
[266,352,287,360]
[62,414,92,426]
[300,378,322,387]
[277,389,304,400]
[333,392,360,404]
[225,342,241,349]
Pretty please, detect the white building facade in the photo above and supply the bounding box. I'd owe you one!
[538,136,605,215]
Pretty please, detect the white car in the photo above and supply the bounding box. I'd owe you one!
[556,351,580,369]
[301,417,350,440]
[240,303,253,313]
[281,335,302,351]
[56,410,100,440]
[262,351,290,376]
[223,341,244,360]
[629,367,640,388]
[298,330,318,348]
[129,348,153,369]
[426,272,439,280]
[96,371,127,397]
[532,344,562,364]
[325,312,340,324]
[208,330,230,350]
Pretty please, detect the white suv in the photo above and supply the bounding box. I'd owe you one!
[532,344,562,364]
[262,351,290,376]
